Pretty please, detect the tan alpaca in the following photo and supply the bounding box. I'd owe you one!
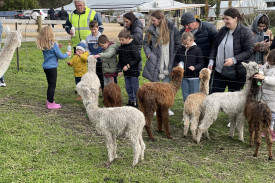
[0,29,22,77]
[137,66,184,141]
[183,68,211,141]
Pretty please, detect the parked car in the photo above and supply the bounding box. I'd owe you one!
[117,12,146,26]
[14,10,25,19]
[23,10,33,19]
[31,9,48,20]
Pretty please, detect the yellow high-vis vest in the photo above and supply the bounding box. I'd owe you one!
[69,6,96,46]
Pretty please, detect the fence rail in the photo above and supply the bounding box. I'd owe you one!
[1,18,71,42]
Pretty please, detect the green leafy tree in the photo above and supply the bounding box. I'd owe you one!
[0,0,38,10]
[215,0,221,18]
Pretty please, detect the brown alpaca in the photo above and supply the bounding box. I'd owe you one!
[103,82,122,107]
[244,76,273,160]
[137,66,184,141]
[183,68,211,141]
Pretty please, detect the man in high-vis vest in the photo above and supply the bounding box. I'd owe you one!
[65,0,104,50]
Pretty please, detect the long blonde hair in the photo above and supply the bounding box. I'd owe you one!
[147,10,170,47]
[36,26,56,50]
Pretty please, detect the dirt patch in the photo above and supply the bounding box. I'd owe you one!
[2,22,123,41]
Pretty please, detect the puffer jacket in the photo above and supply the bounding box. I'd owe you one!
[251,14,270,64]
[143,19,181,82]
[99,42,118,74]
[68,51,89,77]
[128,19,143,71]
[260,62,275,112]
[209,22,254,77]
[180,19,217,65]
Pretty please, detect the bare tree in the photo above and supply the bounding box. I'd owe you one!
[215,0,221,18]
[229,0,232,8]
[205,0,209,19]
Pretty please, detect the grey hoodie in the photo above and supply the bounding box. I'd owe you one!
[251,14,269,64]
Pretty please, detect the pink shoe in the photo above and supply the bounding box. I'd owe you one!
[271,130,275,141]
[46,101,61,109]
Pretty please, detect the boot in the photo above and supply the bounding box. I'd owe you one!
[126,100,135,107]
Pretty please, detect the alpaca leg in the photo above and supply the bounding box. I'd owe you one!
[144,114,155,141]
[265,127,273,160]
[248,122,254,147]
[112,134,118,159]
[190,113,200,141]
[105,132,115,163]
[236,114,245,142]
[196,106,219,143]
[229,116,236,138]
[253,130,261,157]
[156,107,163,132]
[130,136,141,167]
[139,134,146,161]
[161,107,172,139]
[183,112,190,137]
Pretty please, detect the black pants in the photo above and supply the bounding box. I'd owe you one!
[211,70,246,94]
[96,62,104,91]
[44,68,57,103]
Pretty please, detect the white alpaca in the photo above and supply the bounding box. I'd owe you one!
[0,28,22,77]
[196,62,259,143]
[77,85,146,167]
[183,68,211,141]
[76,55,100,97]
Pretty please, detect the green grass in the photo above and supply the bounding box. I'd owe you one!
[0,41,274,182]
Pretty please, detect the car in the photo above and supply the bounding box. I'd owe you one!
[31,9,48,20]
[117,12,146,26]
[14,10,25,19]
[23,10,33,19]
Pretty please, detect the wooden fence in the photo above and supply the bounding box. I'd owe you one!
[1,17,71,42]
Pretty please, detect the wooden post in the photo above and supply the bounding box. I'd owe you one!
[37,16,42,32]
[16,22,19,71]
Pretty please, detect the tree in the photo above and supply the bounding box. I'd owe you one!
[215,0,221,18]
[205,0,209,19]
[0,0,38,10]
[37,0,72,8]
[229,0,232,7]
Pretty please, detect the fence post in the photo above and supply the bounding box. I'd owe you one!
[37,16,42,32]
[16,22,19,71]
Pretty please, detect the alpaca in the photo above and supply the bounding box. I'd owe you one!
[0,29,22,77]
[183,68,211,141]
[76,55,100,97]
[244,76,273,160]
[137,66,184,141]
[196,62,259,143]
[77,84,145,167]
[103,82,122,107]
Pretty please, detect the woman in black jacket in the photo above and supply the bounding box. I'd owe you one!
[208,8,254,93]
[123,12,143,71]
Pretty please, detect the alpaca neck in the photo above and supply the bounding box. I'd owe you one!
[170,79,182,96]
[242,78,252,96]
[88,64,96,73]
[200,78,210,95]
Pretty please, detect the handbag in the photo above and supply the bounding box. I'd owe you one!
[221,65,237,80]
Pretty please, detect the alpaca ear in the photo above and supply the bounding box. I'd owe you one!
[242,62,248,68]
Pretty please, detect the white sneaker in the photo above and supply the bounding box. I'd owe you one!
[227,122,231,128]
[0,82,6,87]
[154,109,174,116]
[169,109,174,116]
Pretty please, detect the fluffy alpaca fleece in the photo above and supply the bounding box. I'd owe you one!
[137,66,184,141]
[103,82,122,107]
[0,29,22,77]
[76,56,100,97]
[196,62,259,143]
[183,68,211,141]
[244,76,273,160]
[77,84,145,167]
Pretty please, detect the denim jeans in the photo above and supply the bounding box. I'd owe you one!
[181,78,200,102]
[75,77,81,85]
[125,76,139,102]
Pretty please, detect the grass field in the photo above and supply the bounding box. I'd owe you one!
[0,40,275,182]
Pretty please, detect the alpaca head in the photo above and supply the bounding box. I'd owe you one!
[5,29,22,48]
[242,62,259,79]
[170,66,184,81]
[77,84,99,108]
[199,68,211,81]
[87,55,97,73]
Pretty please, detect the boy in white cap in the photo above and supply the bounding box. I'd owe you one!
[67,41,89,100]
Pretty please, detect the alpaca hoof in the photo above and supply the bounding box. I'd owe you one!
[104,161,112,168]
[253,154,257,157]
[149,137,155,142]
[268,156,273,160]
[158,130,163,133]
[248,144,253,148]
[167,136,173,139]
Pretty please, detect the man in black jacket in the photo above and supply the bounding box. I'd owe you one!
[180,12,217,67]
[58,7,68,28]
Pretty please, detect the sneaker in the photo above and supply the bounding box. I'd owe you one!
[46,101,61,109]
[154,112,156,116]
[227,123,231,128]
[126,101,135,107]
[169,109,174,116]
[0,82,6,87]
[261,132,265,137]
[272,132,275,141]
